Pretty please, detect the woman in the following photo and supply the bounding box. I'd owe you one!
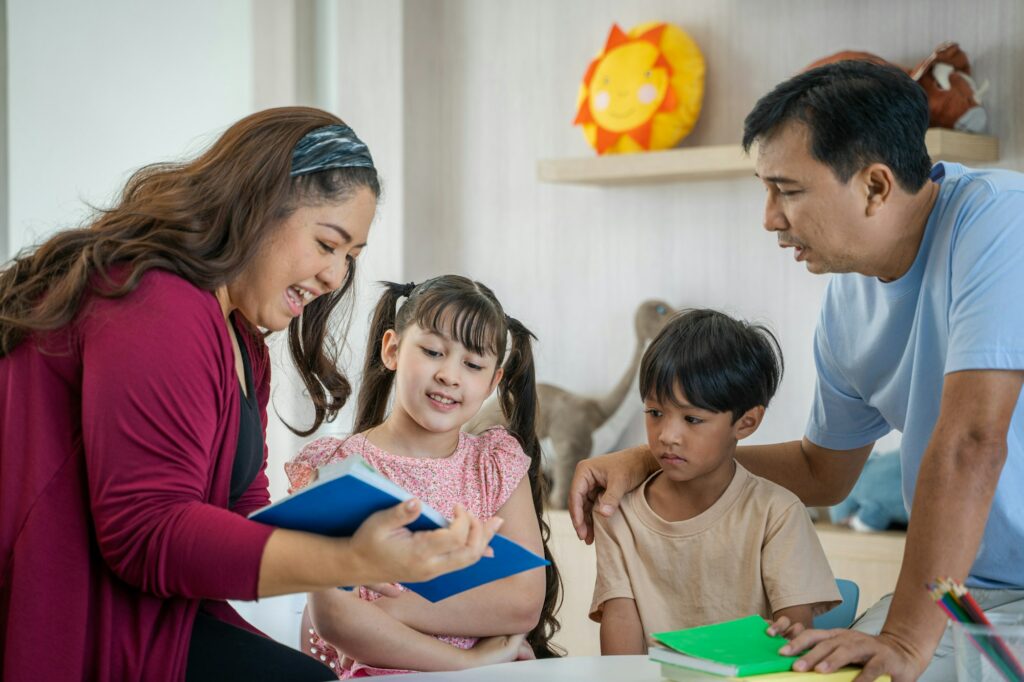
[0,107,499,681]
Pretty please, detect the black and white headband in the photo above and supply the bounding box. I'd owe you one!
[290,124,375,177]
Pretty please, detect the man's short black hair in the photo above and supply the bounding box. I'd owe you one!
[742,60,932,192]
[639,309,783,422]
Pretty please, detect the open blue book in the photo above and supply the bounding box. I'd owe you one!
[248,454,549,602]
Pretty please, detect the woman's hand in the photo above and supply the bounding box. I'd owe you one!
[256,500,500,597]
[350,500,502,585]
[568,446,658,544]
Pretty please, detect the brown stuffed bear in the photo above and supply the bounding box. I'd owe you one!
[806,42,987,132]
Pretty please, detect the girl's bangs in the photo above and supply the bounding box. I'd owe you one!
[414,294,504,357]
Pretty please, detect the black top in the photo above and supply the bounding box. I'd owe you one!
[230,333,264,507]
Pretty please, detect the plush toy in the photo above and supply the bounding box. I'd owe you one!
[830,450,909,532]
[465,300,675,508]
[806,42,988,133]
[574,22,704,155]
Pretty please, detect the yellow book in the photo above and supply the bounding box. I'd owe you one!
[660,661,892,682]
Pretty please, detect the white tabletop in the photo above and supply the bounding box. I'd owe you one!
[369,655,663,681]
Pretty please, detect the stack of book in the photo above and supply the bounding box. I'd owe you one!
[649,615,888,681]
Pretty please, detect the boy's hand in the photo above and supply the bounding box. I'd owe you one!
[768,604,815,640]
[767,614,807,640]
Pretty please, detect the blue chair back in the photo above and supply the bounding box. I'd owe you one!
[813,578,860,629]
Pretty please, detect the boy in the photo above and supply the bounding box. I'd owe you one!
[590,309,840,654]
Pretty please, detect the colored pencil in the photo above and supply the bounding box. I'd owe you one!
[950,581,1024,680]
[927,578,1023,682]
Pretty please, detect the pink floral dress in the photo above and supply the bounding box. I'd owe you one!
[284,428,531,679]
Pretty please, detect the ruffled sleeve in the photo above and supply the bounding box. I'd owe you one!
[475,427,532,517]
[283,436,347,494]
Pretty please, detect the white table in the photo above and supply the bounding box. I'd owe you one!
[370,655,663,681]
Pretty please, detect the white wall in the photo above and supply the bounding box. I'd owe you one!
[377,0,1024,455]
[1,0,8,257]
[7,0,1023,498]
[258,1,415,501]
[2,0,365,502]
[6,0,254,256]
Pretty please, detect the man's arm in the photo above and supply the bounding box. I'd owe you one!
[599,598,647,655]
[569,439,871,543]
[736,439,873,506]
[781,369,1024,682]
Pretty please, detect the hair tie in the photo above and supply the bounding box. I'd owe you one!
[506,315,538,341]
[291,124,375,177]
[398,281,417,298]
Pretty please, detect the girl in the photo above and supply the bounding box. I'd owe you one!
[285,276,562,677]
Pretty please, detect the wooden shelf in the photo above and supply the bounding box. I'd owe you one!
[537,128,999,186]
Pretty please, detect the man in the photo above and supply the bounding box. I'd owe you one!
[569,60,1024,682]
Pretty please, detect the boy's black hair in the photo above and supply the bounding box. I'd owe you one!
[742,60,932,192]
[639,309,783,422]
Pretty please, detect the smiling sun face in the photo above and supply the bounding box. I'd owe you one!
[590,41,670,131]
[574,22,705,155]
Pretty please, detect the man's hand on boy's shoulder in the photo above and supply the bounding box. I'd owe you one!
[570,446,658,544]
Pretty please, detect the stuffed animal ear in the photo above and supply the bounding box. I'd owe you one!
[910,41,987,132]
[934,42,971,73]
[909,41,969,80]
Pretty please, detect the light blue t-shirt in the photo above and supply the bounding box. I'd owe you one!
[806,162,1024,589]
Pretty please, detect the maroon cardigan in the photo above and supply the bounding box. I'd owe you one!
[1,270,278,681]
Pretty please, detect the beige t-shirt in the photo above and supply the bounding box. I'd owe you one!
[590,463,840,635]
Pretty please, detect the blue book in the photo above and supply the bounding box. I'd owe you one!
[248,454,549,602]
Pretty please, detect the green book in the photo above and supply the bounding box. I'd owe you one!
[650,615,799,677]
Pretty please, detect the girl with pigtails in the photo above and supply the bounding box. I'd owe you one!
[284,275,562,677]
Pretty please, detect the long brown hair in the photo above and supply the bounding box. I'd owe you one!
[0,106,380,435]
[356,276,563,658]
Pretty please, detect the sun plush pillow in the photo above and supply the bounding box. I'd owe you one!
[574,22,705,155]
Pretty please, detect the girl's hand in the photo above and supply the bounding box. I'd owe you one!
[465,633,527,668]
[349,500,502,585]
[362,583,403,598]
